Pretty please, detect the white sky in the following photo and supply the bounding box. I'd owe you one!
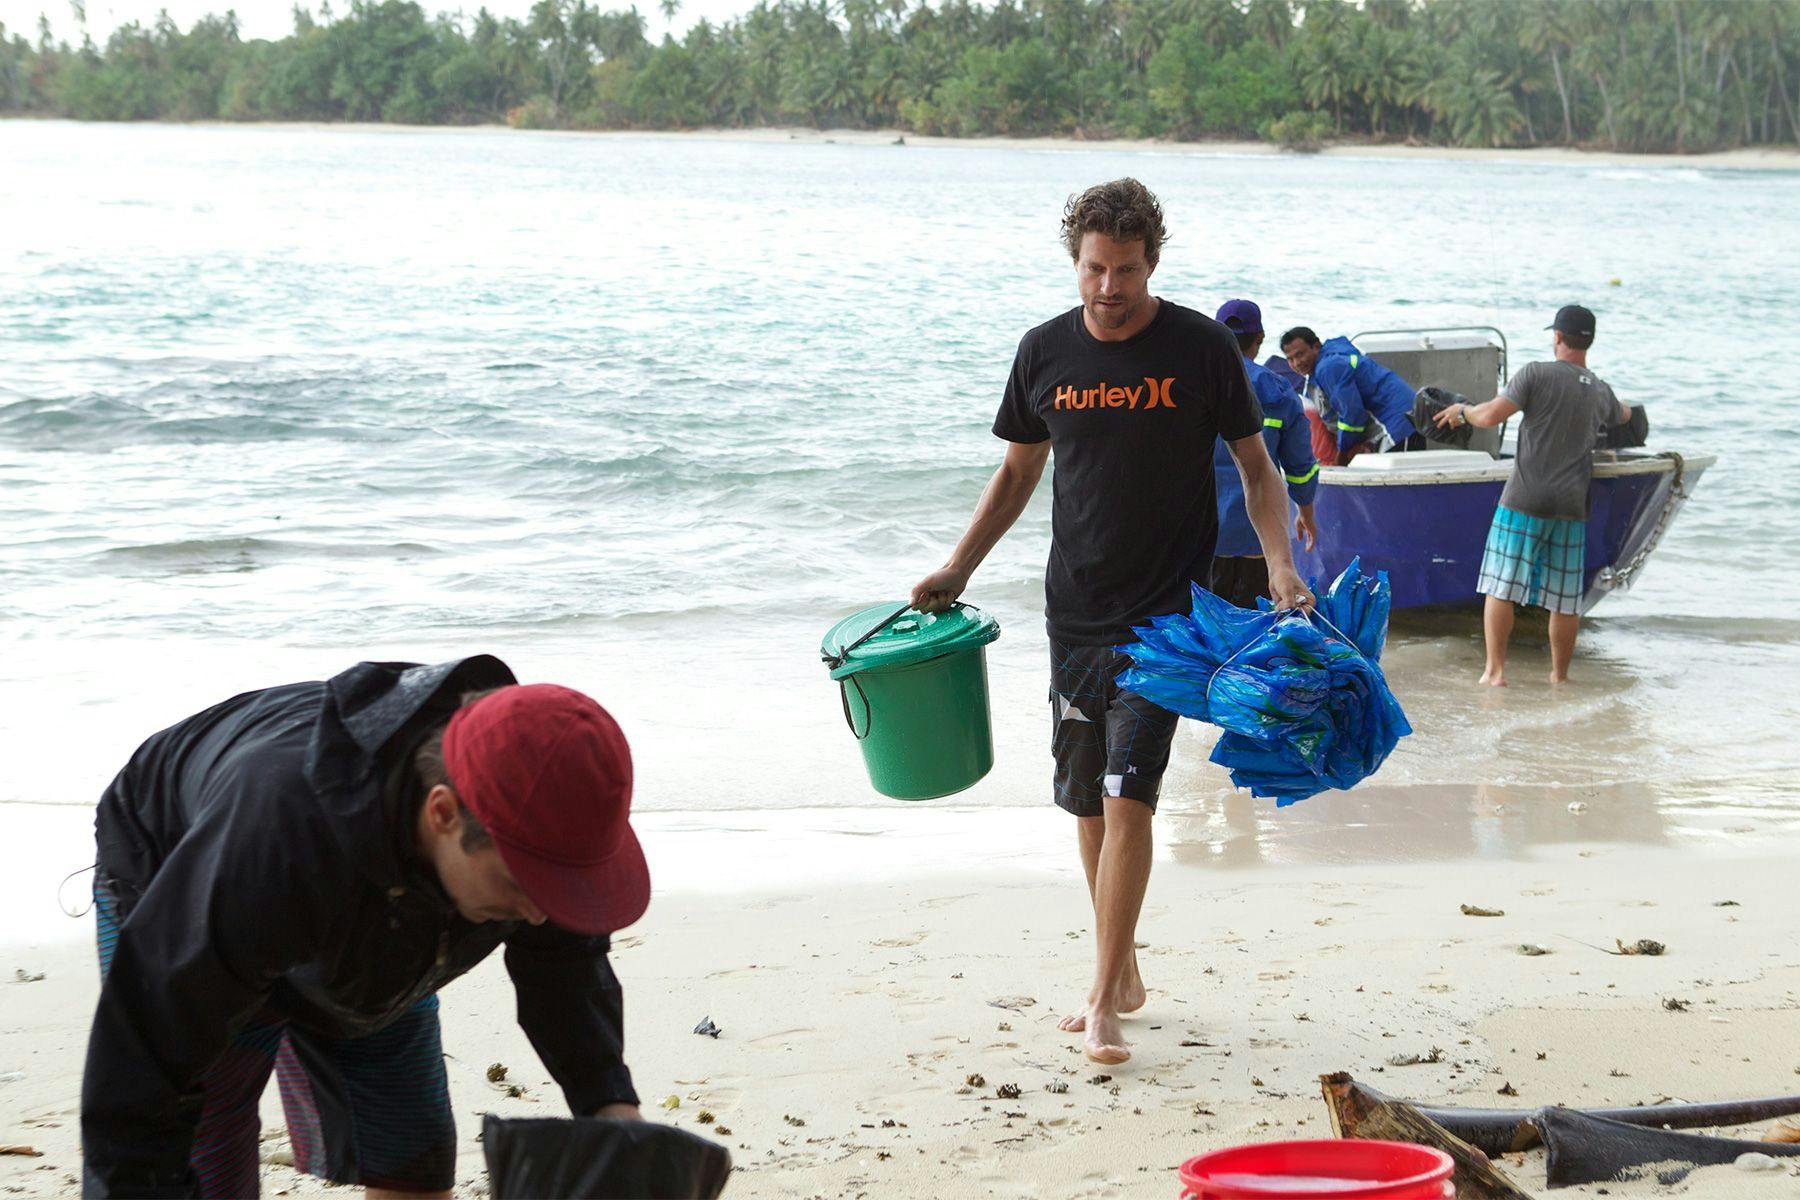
[1,0,749,44]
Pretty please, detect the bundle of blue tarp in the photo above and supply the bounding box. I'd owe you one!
[1115,558,1412,805]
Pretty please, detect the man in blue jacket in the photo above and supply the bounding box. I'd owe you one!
[1280,327,1418,463]
[1212,300,1319,607]
[82,656,649,1198]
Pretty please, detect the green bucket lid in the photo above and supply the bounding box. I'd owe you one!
[821,602,1000,681]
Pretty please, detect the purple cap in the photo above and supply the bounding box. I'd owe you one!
[1215,299,1263,336]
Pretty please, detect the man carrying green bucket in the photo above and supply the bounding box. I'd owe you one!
[910,179,1311,1064]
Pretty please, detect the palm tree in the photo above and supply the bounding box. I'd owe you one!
[1454,67,1524,146]
[1748,0,1800,142]
[1243,0,1293,48]
[1354,22,1418,135]
[1568,2,1623,148]
[528,0,603,112]
[1185,0,1242,50]
[1519,0,1576,143]
[1417,45,1522,148]
[1362,0,1408,32]
[1296,27,1352,131]
[1116,0,1162,72]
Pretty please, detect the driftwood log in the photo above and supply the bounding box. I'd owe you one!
[1329,1077,1800,1157]
[1321,1073,1534,1200]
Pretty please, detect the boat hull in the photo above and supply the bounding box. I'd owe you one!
[1292,453,1712,612]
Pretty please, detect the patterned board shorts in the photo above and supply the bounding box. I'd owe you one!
[1477,504,1588,615]
[95,890,457,1197]
[1049,640,1181,817]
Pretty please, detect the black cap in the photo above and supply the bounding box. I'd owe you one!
[1546,304,1596,338]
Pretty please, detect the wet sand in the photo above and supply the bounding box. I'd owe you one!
[5,803,1798,1199]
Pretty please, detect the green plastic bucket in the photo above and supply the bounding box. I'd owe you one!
[821,602,1002,801]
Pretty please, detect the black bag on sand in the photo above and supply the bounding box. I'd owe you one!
[483,1115,732,1199]
[1536,1105,1800,1186]
[1600,404,1649,449]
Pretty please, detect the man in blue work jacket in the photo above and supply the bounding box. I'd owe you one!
[1280,327,1418,464]
[1213,300,1319,607]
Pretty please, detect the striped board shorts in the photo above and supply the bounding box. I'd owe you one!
[94,890,457,1197]
[1477,504,1587,615]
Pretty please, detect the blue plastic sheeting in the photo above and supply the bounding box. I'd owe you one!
[1115,558,1412,805]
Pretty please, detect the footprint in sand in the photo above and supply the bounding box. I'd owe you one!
[886,989,946,1016]
[986,995,1038,1011]
[686,1085,742,1112]
[705,963,787,979]
[871,932,930,948]
[740,894,808,911]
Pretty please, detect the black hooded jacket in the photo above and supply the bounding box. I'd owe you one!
[82,655,638,1198]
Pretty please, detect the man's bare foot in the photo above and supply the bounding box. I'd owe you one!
[1549,671,1569,685]
[1082,1006,1130,1064]
[1478,669,1507,687]
[1060,960,1146,1030]
[1117,961,1146,1014]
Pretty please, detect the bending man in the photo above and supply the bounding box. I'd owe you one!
[82,657,648,1198]
[1280,327,1419,463]
[910,179,1308,1064]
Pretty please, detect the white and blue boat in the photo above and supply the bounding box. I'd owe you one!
[1289,329,1713,613]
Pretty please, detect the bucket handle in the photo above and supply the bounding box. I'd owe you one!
[823,601,969,740]
[838,674,873,740]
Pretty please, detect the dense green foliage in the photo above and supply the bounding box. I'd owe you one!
[4,0,1798,151]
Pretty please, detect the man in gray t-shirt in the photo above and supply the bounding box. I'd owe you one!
[1497,359,1623,520]
[1433,305,1632,686]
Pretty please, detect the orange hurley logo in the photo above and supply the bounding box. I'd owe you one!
[1053,377,1177,411]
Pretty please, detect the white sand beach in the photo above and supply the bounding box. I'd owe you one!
[144,118,1800,171]
[653,126,1800,172]
[5,800,1798,1199]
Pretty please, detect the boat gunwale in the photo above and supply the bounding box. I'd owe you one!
[1317,451,1716,488]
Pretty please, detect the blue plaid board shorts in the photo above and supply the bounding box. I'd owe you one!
[1049,639,1181,817]
[1477,504,1587,615]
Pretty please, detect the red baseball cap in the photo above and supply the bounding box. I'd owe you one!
[442,683,650,935]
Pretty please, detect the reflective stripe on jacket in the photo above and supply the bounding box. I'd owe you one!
[1312,336,1418,451]
[1213,358,1320,558]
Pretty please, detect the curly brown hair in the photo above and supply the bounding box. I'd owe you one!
[1061,178,1169,266]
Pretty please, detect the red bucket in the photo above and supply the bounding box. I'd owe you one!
[1179,1139,1454,1199]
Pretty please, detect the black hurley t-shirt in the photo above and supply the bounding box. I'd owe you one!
[994,300,1263,646]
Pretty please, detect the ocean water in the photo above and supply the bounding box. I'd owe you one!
[3,121,1798,859]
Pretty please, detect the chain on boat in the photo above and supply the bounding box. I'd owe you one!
[1593,451,1687,593]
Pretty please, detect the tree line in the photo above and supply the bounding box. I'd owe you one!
[3,0,1798,152]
